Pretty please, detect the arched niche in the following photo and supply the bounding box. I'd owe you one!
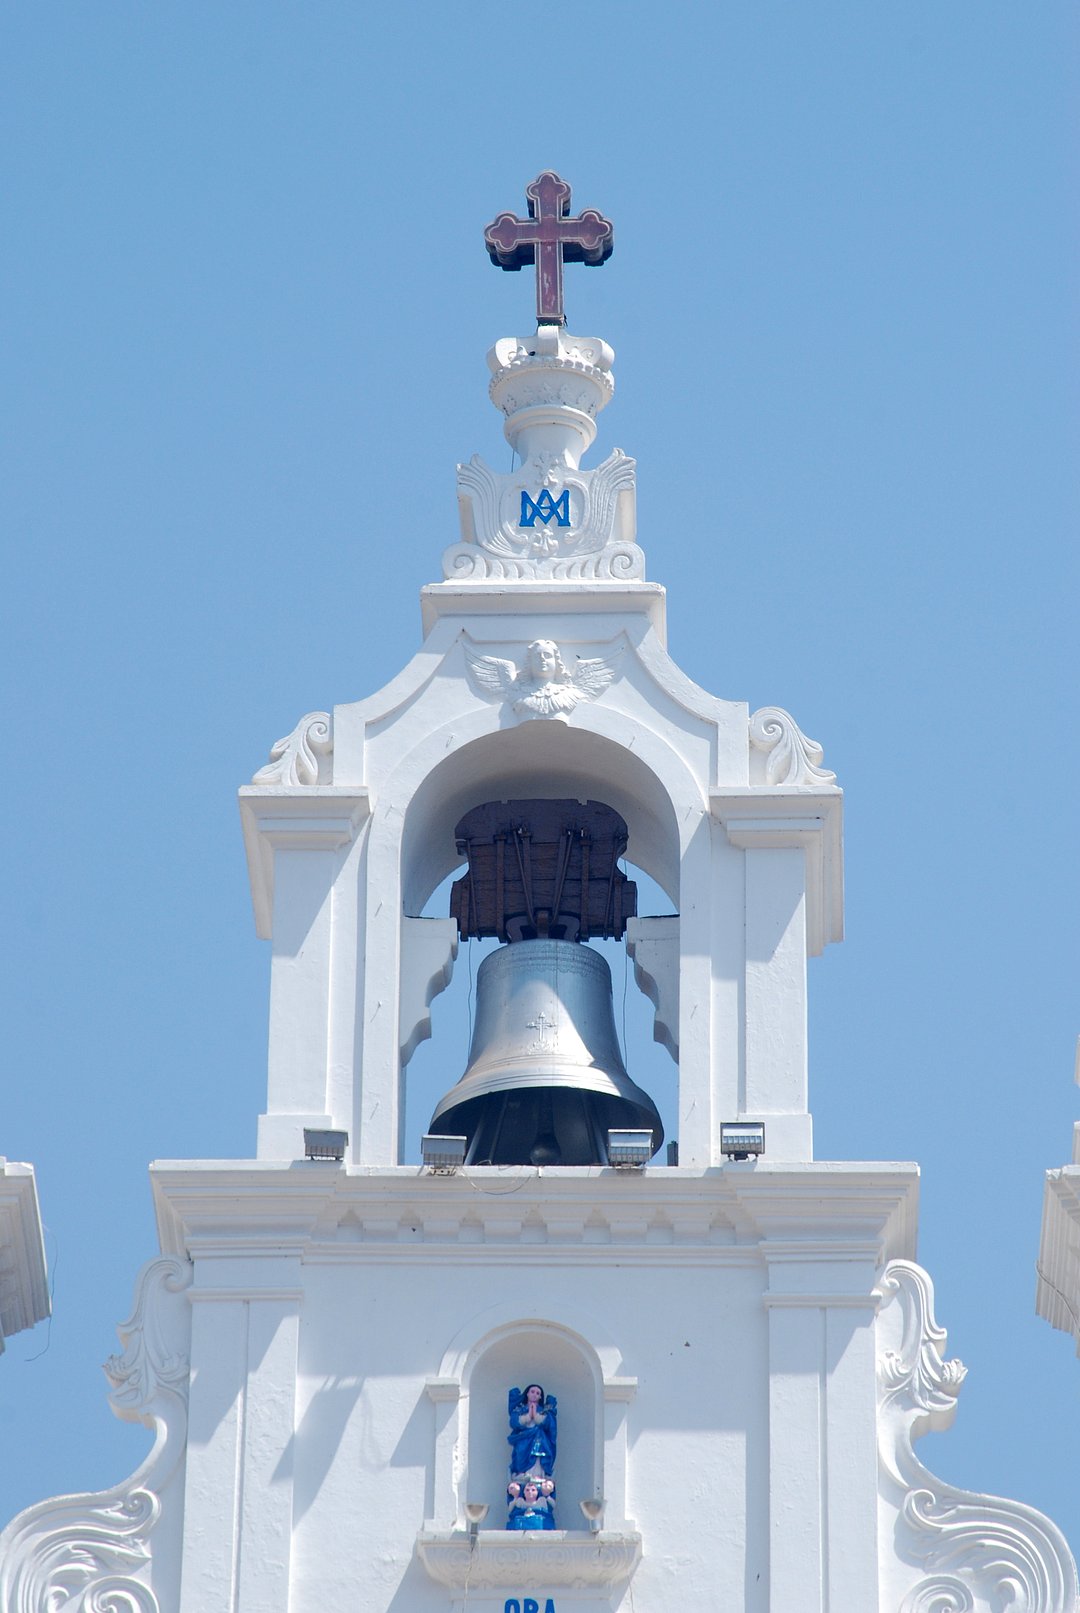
[424,1305,637,1535]
[464,1323,600,1529]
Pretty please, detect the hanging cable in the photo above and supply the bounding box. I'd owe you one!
[467,936,476,1047]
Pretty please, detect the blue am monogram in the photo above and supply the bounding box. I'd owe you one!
[504,1601,555,1613]
[519,489,570,529]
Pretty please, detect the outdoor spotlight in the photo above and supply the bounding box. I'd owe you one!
[422,1134,467,1173]
[465,1501,489,1536]
[303,1128,348,1162]
[720,1122,765,1161]
[607,1129,653,1169]
[579,1498,604,1532]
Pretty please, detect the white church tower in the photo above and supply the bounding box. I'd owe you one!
[3,173,1077,1613]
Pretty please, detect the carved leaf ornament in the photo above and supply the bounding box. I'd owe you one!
[878,1261,1078,1613]
[749,705,836,787]
[0,1257,193,1613]
[251,710,333,787]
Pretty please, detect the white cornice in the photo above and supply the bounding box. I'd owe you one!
[711,786,844,954]
[151,1160,918,1276]
[1037,1164,1080,1350]
[237,785,372,939]
[420,580,667,641]
[0,1161,50,1349]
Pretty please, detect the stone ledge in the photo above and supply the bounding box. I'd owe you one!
[415,1529,642,1589]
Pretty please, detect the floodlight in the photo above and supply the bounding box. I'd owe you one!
[303,1128,348,1162]
[607,1129,653,1168]
[422,1134,467,1173]
[720,1122,765,1161]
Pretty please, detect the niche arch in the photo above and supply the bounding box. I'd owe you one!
[425,1300,636,1533]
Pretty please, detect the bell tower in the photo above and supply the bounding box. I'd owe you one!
[237,175,841,1177]
[5,173,1076,1613]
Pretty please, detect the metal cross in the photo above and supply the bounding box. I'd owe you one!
[526,1010,558,1053]
[485,172,614,327]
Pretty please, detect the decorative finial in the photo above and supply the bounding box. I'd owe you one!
[485,172,614,327]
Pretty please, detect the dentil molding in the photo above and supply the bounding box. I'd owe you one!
[877,1260,1078,1613]
[0,1256,193,1613]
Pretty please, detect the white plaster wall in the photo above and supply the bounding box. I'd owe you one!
[154,1161,915,1613]
[287,1252,768,1613]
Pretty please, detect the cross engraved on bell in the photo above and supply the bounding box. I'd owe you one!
[484,172,614,326]
[526,1010,558,1055]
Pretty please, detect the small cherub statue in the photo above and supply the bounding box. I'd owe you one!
[506,1478,556,1531]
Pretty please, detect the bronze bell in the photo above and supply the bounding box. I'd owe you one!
[428,799,664,1167]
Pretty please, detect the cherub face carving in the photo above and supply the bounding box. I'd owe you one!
[464,640,623,725]
[525,640,563,684]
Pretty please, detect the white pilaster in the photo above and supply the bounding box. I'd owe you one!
[180,1270,301,1613]
[767,1302,826,1612]
[601,1377,637,1531]
[238,789,369,1160]
[762,1240,882,1613]
[424,1377,461,1530]
[744,846,807,1121]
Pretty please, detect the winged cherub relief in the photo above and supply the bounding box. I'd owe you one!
[463,638,622,723]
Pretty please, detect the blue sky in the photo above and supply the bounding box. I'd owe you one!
[3,0,1078,1549]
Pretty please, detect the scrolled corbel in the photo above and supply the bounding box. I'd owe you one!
[251,711,333,787]
[749,705,836,787]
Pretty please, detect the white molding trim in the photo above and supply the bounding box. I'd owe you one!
[1037,1165,1080,1350]
[0,1160,49,1348]
[237,785,371,938]
[416,1529,642,1589]
[711,787,844,954]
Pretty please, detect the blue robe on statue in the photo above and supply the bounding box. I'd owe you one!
[507,1387,558,1477]
[506,1492,556,1531]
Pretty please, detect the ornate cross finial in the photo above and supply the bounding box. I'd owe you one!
[484,172,614,327]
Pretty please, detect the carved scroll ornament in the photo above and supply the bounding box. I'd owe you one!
[251,710,333,787]
[878,1260,1078,1613]
[0,1256,193,1613]
[749,705,836,787]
